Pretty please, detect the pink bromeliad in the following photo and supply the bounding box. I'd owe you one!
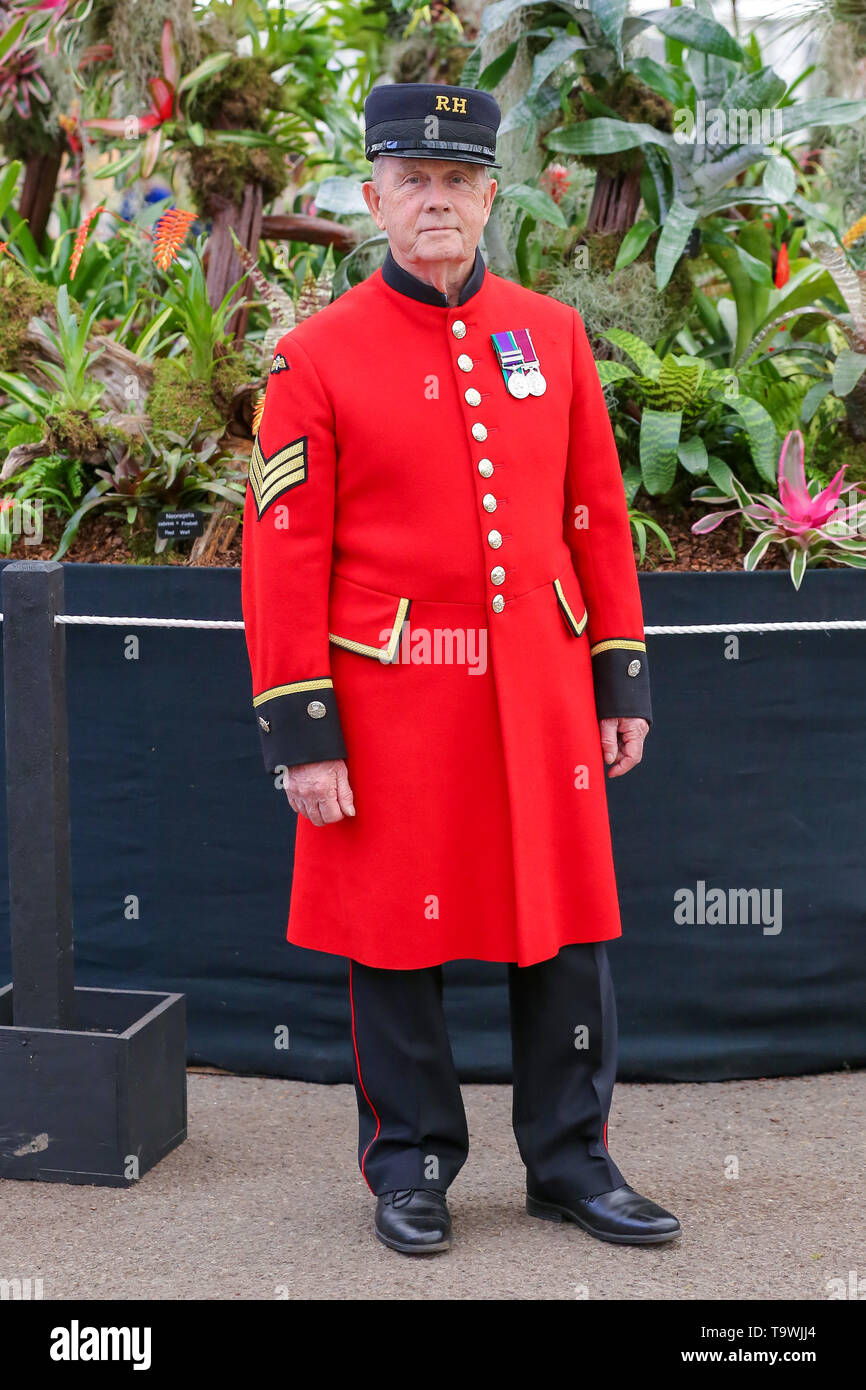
[770,430,850,534]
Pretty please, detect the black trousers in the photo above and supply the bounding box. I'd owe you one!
[348,942,626,1200]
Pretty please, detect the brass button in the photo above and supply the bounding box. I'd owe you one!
[307,700,327,718]
[482,493,497,513]
[451,320,466,339]
[491,565,505,585]
[464,387,482,407]
[487,529,502,549]
[492,595,505,614]
[471,423,488,441]
[626,659,642,677]
[457,354,473,372]
[477,458,494,478]
[257,715,271,733]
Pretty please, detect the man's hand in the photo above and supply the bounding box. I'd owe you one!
[284,759,355,826]
[599,716,649,778]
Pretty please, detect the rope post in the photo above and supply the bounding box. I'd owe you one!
[2,561,75,1029]
[0,560,187,1186]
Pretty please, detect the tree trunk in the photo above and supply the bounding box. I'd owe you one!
[205,181,264,348]
[18,150,63,251]
[585,165,643,237]
[260,212,358,253]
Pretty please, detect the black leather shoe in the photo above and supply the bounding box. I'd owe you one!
[375,1189,452,1255]
[527,1184,681,1245]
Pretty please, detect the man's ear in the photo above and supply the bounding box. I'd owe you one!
[481,177,498,225]
[362,180,385,230]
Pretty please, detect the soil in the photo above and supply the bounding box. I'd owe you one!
[3,508,242,568]
[3,497,787,573]
[634,495,789,573]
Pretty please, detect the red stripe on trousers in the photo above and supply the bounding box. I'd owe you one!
[349,960,381,1194]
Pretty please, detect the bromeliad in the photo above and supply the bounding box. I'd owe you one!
[691,430,866,589]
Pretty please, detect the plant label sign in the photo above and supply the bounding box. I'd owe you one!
[157,510,205,540]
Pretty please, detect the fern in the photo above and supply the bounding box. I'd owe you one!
[11,455,88,510]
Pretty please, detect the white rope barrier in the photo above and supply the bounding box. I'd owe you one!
[1,614,866,634]
[645,620,866,635]
[53,614,245,629]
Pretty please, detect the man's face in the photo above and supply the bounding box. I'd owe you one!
[362,158,497,268]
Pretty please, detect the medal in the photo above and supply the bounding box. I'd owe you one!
[491,330,528,400]
[491,328,547,399]
[513,329,547,396]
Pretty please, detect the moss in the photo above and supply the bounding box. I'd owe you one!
[560,228,694,337]
[211,350,252,417]
[390,33,471,86]
[810,425,866,485]
[662,253,695,321]
[148,356,224,435]
[102,0,201,112]
[149,348,255,437]
[567,72,674,176]
[45,407,103,458]
[545,249,692,349]
[581,232,625,276]
[0,261,55,372]
[187,55,281,132]
[184,138,290,214]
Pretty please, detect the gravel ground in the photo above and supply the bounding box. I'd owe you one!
[0,1070,861,1301]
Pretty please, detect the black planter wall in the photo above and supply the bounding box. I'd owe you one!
[0,559,863,1084]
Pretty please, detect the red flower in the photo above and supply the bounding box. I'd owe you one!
[775,243,790,289]
[541,164,571,206]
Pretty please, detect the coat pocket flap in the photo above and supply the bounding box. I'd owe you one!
[328,572,410,661]
[553,569,587,637]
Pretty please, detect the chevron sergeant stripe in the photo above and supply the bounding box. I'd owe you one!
[249,434,308,519]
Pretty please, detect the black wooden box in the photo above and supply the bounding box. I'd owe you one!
[0,984,186,1186]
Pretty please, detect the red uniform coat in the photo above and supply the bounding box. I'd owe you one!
[241,249,652,969]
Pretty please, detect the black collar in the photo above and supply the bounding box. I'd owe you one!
[381,246,486,306]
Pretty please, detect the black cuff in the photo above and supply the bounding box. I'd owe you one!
[591,646,652,725]
[253,683,347,773]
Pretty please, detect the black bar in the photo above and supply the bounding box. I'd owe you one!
[2,560,75,1028]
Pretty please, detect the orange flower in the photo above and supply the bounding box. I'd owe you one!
[152,208,197,270]
[842,215,866,248]
[70,204,106,280]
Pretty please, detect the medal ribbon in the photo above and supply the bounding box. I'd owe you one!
[491,329,524,386]
[512,328,539,373]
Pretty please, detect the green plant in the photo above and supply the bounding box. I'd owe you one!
[680,214,842,369]
[156,239,249,382]
[629,506,675,563]
[466,2,866,290]
[739,239,866,440]
[597,328,778,493]
[53,423,246,559]
[543,12,866,289]
[31,283,106,412]
[4,450,87,512]
[691,428,866,587]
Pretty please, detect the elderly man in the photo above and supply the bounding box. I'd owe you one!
[241,83,681,1254]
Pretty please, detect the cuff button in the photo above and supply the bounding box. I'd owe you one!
[257,716,271,732]
[307,700,327,719]
[626,659,642,677]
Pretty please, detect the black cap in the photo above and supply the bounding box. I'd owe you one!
[364,82,501,169]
